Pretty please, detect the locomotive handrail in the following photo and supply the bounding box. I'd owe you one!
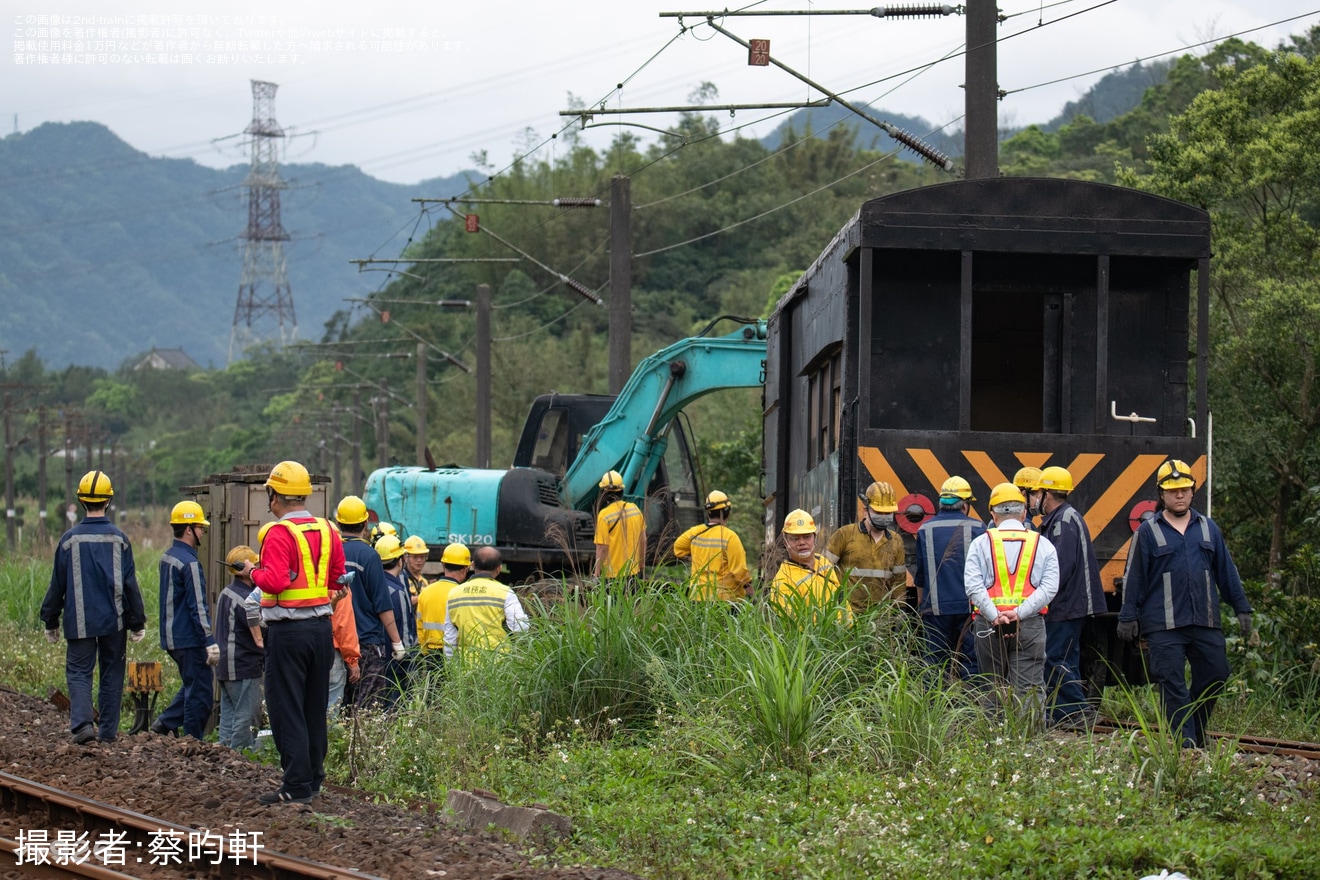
[1110,401,1156,424]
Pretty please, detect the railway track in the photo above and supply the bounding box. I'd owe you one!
[1090,719,1320,760]
[0,771,386,880]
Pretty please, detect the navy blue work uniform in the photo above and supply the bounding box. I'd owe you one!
[215,580,265,750]
[342,535,395,708]
[1039,501,1104,723]
[41,516,146,741]
[914,508,984,678]
[157,540,215,738]
[1118,509,1250,747]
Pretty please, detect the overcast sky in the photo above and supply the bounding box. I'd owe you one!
[6,0,1317,185]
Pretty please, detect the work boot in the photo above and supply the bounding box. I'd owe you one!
[149,720,177,737]
[257,789,313,805]
[72,724,96,745]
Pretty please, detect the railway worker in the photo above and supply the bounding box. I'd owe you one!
[443,546,529,657]
[593,470,646,581]
[673,490,753,604]
[824,481,907,615]
[377,534,416,705]
[152,500,216,740]
[1035,466,1105,727]
[402,535,430,606]
[215,545,265,751]
[417,543,470,663]
[1013,466,1044,531]
[41,470,146,745]
[914,476,985,679]
[235,460,347,805]
[335,496,407,709]
[964,483,1059,716]
[327,571,360,719]
[1117,460,1252,748]
[769,509,850,625]
[371,520,398,546]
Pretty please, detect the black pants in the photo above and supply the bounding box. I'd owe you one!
[1146,625,1230,748]
[265,616,333,798]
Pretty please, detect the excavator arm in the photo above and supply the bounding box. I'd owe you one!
[560,320,767,511]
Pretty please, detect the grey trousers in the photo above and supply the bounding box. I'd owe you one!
[973,613,1047,715]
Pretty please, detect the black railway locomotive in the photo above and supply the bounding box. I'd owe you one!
[763,177,1212,686]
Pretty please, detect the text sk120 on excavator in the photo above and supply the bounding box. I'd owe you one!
[363,319,767,581]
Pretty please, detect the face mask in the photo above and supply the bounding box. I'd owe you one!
[868,513,895,530]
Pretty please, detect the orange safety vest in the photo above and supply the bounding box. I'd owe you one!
[985,529,1045,613]
[260,518,334,608]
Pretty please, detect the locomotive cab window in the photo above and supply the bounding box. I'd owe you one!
[804,348,842,466]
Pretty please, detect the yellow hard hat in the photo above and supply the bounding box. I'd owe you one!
[988,483,1026,508]
[598,470,624,491]
[266,460,313,496]
[441,542,472,567]
[1156,459,1196,491]
[705,490,731,512]
[1037,466,1073,494]
[864,481,898,513]
[77,470,114,503]
[939,476,975,502]
[170,500,210,527]
[257,521,276,546]
[336,495,369,525]
[226,545,259,566]
[402,535,428,556]
[371,521,398,543]
[1013,466,1042,491]
[375,534,405,562]
[782,508,817,535]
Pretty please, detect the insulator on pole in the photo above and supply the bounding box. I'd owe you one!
[552,198,603,208]
[871,4,956,18]
[561,276,604,306]
[885,126,956,171]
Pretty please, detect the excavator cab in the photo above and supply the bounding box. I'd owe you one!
[514,393,705,558]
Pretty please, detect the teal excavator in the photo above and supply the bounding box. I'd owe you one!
[363,319,767,580]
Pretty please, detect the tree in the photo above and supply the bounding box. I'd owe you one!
[1124,51,1320,575]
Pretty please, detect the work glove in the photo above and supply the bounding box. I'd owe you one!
[1236,612,1252,641]
[45,629,60,645]
[129,630,145,643]
[206,644,220,666]
[392,641,406,662]
[1116,619,1139,642]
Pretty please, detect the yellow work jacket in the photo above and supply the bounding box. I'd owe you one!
[825,522,907,612]
[446,576,517,652]
[673,522,751,602]
[770,554,852,625]
[416,577,457,652]
[595,499,644,577]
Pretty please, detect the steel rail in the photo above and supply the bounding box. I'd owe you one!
[1090,719,1320,760]
[0,836,140,879]
[0,771,387,880]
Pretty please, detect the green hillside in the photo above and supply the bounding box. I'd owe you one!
[0,121,472,369]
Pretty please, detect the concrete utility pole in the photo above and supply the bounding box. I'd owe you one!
[415,342,427,467]
[476,283,492,469]
[37,406,48,539]
[63,410,74,514]
[964,0,999,179]
[609,175,632,394]
[351,387,362,495]
[376,381,390,470]
[3,394,13,549]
